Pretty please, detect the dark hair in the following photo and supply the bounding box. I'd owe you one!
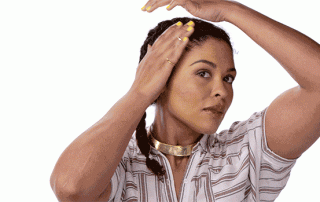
[136,17,233,178]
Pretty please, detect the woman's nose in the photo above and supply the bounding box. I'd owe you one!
[210,79,228,98]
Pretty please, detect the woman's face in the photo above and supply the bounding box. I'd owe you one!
[158,38,236,135]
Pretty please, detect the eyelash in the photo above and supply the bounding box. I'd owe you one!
[197,71,235,84]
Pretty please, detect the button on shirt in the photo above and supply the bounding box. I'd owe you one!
[108,107,297,202]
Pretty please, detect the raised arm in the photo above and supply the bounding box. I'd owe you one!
[221,2,320,159]
[143,0,320,159]
[50,91,151,201]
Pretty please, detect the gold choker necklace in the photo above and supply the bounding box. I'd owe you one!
[148,130,197,157]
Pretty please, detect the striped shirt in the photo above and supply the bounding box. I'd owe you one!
[108,107,297,202]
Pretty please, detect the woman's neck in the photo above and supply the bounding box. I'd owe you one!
[150,105,203,150]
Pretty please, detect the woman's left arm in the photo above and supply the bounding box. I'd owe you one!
[143,0,320,159]
[222,2,320,159]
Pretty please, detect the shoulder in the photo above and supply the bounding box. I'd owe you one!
[215,108,267,144]
[124,131,140,157]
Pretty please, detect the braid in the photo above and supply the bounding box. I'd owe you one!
[136,112,166,177]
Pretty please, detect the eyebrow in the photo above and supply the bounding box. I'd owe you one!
[190,59,237,73]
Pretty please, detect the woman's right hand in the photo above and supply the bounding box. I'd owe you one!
[129,21,195,104]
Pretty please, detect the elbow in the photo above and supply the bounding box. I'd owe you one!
[50,173,81,202]
[54,189,80,202]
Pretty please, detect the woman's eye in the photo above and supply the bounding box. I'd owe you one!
[225,75,235,84]
[197,71,235,83]
[198,71,210,78]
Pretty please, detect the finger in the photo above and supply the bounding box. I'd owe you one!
[151,21,189,52]
[148,0,172,12]
[167,0,198,14]
[156,20,195,51]
[161,22,195,65]
[149,20,195,67]
[162,36,190,71]
[166,0,179,11]
[142,0,171,12]
[141,0,152,11]
[170,23,194,57]
[174,20,195,42]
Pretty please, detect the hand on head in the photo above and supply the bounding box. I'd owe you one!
[141,0,231,23]
[130,20,195,104]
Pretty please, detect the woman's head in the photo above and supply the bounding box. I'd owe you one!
[136,17,235,177]
[139,17,233,64]
[139,17,234,105]
[157,37,236,136]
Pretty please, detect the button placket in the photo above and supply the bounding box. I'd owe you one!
[180,151,204,202]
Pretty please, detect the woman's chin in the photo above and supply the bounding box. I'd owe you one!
[192,114,224,135]
[194,123,219,135]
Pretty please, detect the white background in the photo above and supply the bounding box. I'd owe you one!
[1,0,319,201]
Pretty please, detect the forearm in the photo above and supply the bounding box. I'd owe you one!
[224,2,320,92]
[50,90,150,199]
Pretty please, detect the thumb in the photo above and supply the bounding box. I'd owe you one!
[182,1,199,14]
[167,0,199,15]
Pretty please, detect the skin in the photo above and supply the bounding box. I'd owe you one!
[151,38,236,166]
[50,22,197,201]
[149,38,236,199]
[50,1,320,201]
[141,0,320,199]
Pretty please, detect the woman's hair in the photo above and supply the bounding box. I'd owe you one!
[136,17,233,178]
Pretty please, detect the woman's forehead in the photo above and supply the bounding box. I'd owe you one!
[182,39,235,68]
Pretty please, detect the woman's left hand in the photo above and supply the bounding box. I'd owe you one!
[141,0,235,23]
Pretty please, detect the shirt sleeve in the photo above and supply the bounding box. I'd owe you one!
[107,133,137,202]
[247,107,298,201]
[107,158,126,202]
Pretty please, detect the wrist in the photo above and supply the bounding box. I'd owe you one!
[220,1,248,23]
[126,87,153,109]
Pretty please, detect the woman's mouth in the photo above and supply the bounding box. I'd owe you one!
[203,108,223,118]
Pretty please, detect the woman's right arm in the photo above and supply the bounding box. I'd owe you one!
[50,21,195,201]
[50,90,151,201]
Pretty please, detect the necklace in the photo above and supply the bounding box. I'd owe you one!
[148,126,197,157]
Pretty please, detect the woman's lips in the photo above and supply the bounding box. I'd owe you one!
[203,108,223,118]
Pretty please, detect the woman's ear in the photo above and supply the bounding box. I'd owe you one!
[147,44,152,52]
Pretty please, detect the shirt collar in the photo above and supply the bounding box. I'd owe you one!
[193,132,219,154]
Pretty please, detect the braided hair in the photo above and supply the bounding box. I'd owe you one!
[136,17,233,178]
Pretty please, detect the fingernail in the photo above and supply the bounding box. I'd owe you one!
[187,21,194,26]
[176,21,182,26]
[141,5,146,10]
[187,26,193,31]
[183,37,188,42]
[146,6,151,11]
[166,4,171,9]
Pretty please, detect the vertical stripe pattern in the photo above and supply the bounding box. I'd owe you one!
[108,107,297,202]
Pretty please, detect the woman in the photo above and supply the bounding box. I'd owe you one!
[50,0,320,201]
